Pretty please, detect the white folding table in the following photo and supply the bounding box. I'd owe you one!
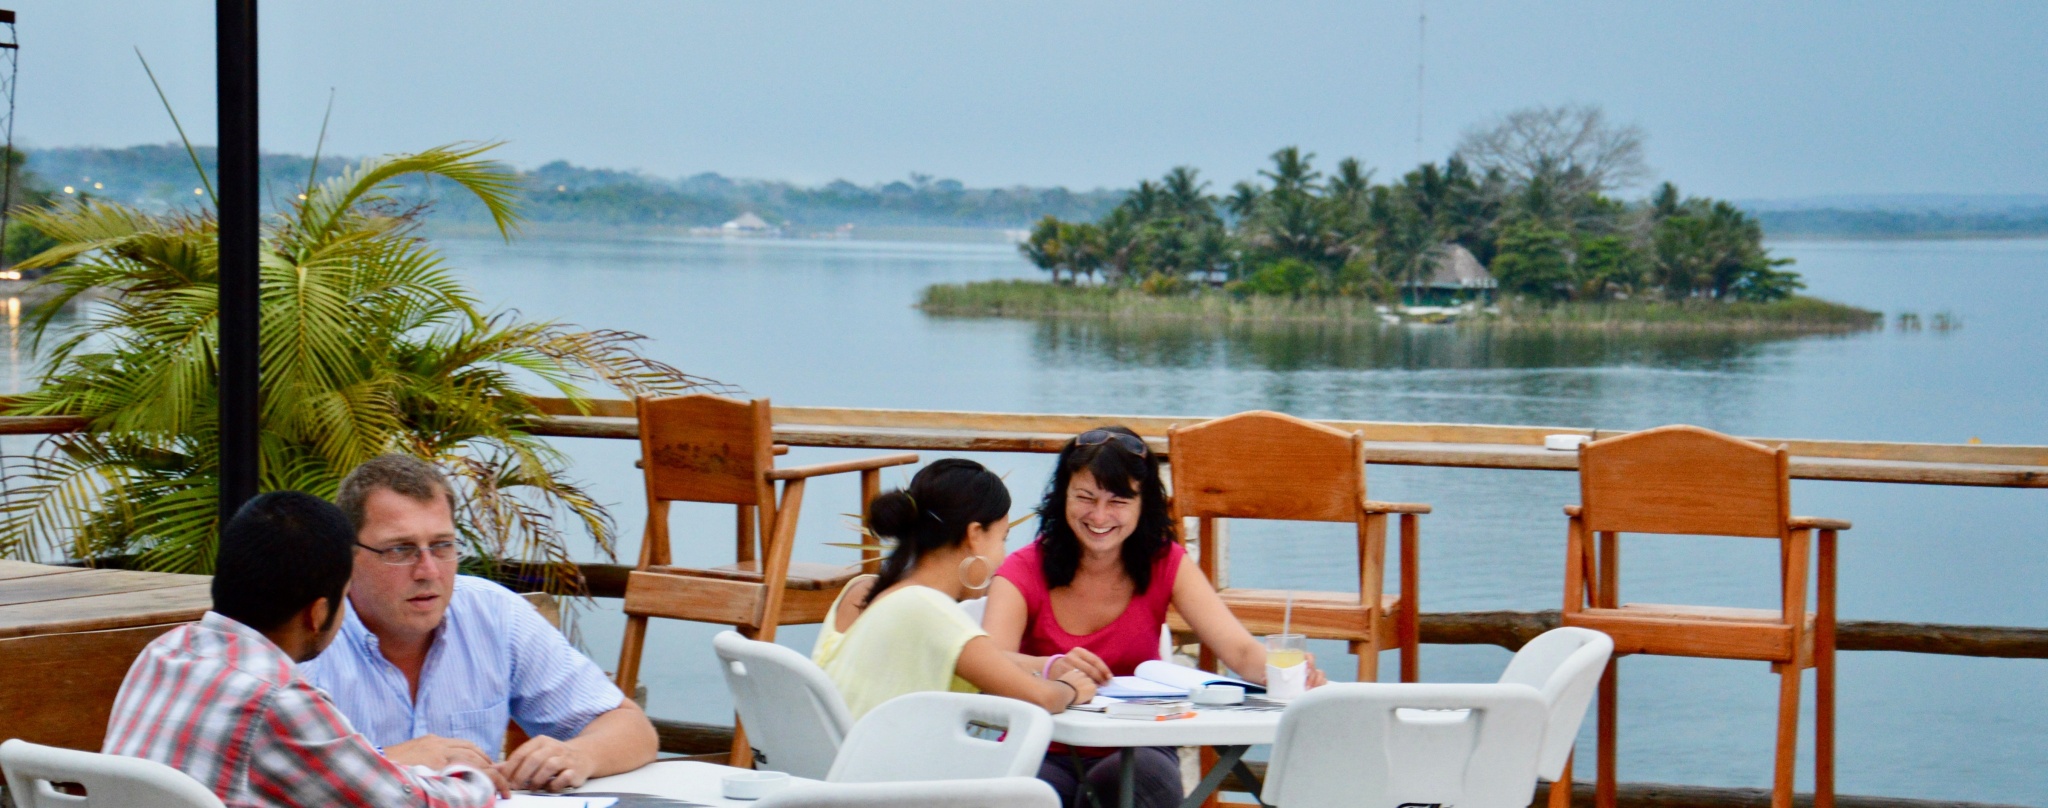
[567,760,819,806]
[1049,707,1282,808]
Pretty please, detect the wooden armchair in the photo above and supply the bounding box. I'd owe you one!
[614,395,915,766]
[1557,425,1846,808]
[1166,410,1427,683]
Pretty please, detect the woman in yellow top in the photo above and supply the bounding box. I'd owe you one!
[813,458,1098,719]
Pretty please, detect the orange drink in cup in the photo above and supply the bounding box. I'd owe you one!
[1264,633,1308,700]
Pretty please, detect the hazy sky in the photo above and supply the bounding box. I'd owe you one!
[13,1,2048,198]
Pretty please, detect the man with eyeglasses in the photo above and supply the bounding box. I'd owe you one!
[104,491,502,806]
[302,454,657,792]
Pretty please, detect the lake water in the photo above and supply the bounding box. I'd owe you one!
[8,235,2044,803]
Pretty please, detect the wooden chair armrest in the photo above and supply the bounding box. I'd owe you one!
[1362,500,1432,515]
[1790,516,1852,531]
[766,453,920,480]
[1563,505,1583,517]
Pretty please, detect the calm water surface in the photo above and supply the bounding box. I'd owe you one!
[10,236,2043,802]
[437,235,2044,804]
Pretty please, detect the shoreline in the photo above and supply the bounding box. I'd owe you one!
[418,220,2048,247]
[918,280,1885,334]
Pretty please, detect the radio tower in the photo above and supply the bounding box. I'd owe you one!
[1414,0,1426,168]
[0,10,18,270]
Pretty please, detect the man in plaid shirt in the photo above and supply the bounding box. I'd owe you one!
[103,492,505,807]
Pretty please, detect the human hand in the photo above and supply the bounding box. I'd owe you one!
[500,734,596,792]
[383,734,494,771]
[1050,648,1113,683]
[1057,668,1098,705]
[1304,652,1329,689]
[383,735,511,797]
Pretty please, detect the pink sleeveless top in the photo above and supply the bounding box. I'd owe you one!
[995,540,1185,676]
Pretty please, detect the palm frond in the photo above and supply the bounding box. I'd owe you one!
[300,142,522,244]
[0,144,722,599]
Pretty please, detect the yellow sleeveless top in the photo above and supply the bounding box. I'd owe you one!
[811,576,984,719]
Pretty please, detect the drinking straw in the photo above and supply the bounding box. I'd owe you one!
[1283,590,1294,637]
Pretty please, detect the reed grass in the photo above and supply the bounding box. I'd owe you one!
[918,280,1883,333]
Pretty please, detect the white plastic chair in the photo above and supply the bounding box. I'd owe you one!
[713,630,857,779]
[827,691,1054,783]
[1496,626,1614,781]
[757,777,1059,808]
[0,739,226,808]
[1263,684,1550,808]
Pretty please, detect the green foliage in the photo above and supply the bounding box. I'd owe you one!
[1572,234,1645,299]
[1650,198,1795,301]
[1013,141,1796,309]
[1489,219,1573,298]
[4,220,60,267]
[1242,258,1320,296]
[0,144,721,584]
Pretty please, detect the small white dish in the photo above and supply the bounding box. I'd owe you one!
[722,771,792,801]
[1192,684,1245,705]
[1544,434,1591,451]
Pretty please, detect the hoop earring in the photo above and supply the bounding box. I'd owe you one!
[958,554,994,592]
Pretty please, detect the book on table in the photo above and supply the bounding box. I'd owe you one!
[1105,699,1196,720]
[1096,660,1264,699]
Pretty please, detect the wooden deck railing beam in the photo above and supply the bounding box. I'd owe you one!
[7,399,2045,485]
[517,401,2048,488]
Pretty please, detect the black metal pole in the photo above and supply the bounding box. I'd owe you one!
[216,0,259,531]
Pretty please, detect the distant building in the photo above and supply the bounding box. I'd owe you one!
[721,212,779,235]
[1412,244,1496,306]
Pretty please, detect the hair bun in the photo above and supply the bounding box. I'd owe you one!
[865,489,918,539]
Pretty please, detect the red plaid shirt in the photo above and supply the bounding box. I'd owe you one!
[103,611,496,808]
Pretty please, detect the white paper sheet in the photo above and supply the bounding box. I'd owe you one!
[496,795,619,808]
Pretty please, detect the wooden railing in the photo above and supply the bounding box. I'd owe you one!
[8,400,2045,808]
[523,398,2048,488]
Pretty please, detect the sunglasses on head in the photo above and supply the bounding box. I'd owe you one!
[1076,429,1149,457]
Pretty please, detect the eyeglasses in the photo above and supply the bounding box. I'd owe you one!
[355,541,463,566]
[1076,429,1149,457]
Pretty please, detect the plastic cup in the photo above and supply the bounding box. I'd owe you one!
[1264,633,1308,701]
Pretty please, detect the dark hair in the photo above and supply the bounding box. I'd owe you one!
[337,453,456,532]
[211,491,356,633]
[1033,425,1174,594]
[862,458,1012,607]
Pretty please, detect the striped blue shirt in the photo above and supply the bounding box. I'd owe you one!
[302,575,624,758]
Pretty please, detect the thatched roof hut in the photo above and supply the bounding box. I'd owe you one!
[1425,244,1495,290]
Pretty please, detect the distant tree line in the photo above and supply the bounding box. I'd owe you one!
[1754,207,2048,239]
[1021,105,1803,304]
[20,136,2047,253]
[21,145,1126,231]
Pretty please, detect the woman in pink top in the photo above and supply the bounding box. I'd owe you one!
[986,426,1325,808]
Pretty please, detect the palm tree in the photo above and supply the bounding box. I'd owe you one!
[1160,166,1216,222]
[1259,147,1322,195]
[1328,158,1374,204]
[1122,180,1167,221]
[1021,215,1066,284]
[1224,181,1263,221]
[0,144,721,588]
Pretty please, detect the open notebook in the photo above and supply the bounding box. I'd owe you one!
[1096,660,1264,699]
